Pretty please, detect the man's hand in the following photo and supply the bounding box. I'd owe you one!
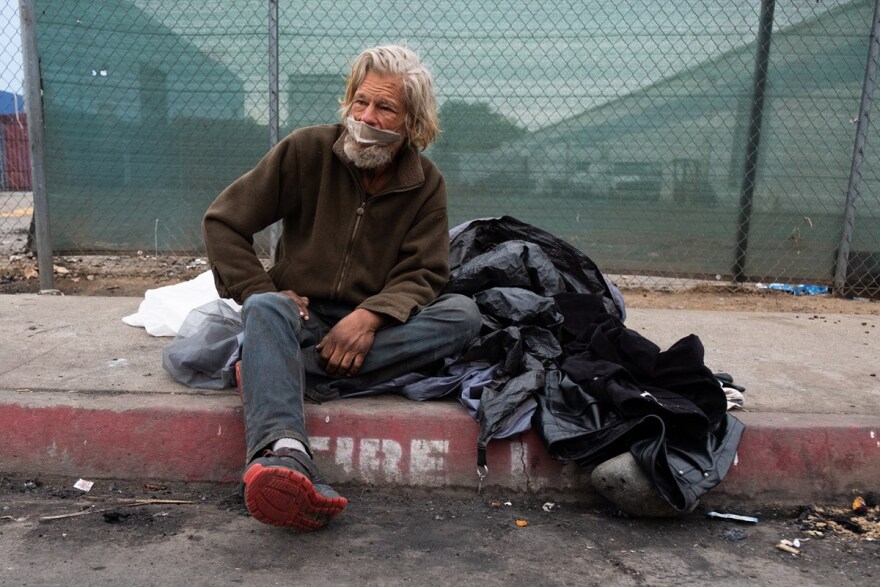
[280,290,310,320]
[316,309,386,376]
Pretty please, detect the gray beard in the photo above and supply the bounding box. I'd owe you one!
[343,134,398,169]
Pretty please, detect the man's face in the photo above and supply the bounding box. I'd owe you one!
[351,70,407,134]
[343,71,408,170]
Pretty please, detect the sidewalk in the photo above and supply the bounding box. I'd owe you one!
[1,293,878,506]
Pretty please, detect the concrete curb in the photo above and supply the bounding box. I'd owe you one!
[3,389,878,505]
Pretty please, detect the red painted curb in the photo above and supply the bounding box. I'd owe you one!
[0,400,246,482]
[2,393,878,503]
[720,413,880,501]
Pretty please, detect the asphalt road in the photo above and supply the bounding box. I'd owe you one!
[0,191,30,258]
[1,473,878,586]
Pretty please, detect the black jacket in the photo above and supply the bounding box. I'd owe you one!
[541,293,744,511]
[443,217,743,512]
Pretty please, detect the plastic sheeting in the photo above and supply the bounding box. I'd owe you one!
[161,299,242,389]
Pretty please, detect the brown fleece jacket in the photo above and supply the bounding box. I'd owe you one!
[203,124,450,323]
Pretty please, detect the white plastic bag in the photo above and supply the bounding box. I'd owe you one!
[122,270,240,337]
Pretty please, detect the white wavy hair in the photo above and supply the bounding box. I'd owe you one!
[340,45,440,151]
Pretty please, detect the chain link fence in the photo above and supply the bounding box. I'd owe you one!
[1,0,878,296]
[0,0,30,257]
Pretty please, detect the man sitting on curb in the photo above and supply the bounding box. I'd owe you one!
[203,45,481,530]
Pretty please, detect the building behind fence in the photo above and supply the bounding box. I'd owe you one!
[0,91,29,191]
[1,0,878,296]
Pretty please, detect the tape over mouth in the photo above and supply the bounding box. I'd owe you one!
[345,116,402,146]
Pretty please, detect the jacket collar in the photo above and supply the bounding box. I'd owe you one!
[332,124,425,194]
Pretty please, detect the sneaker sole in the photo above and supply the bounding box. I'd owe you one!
[242,463,347,530]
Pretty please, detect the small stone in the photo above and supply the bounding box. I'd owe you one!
[722,527,747,541]
[591,452,694,518]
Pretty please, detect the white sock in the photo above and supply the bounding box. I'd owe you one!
[272,438,308,454]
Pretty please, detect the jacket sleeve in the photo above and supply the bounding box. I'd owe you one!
[357,175,450,322]
[203,137,296,304]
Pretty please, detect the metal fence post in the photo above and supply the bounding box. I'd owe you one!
[19,0,54,291]
[268,0,281,260]
[833,0,880,296]
[732,0,776,283]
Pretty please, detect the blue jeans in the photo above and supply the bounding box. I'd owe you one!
[239,292,481,463]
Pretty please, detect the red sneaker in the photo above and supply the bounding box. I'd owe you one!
[242,448,347,530]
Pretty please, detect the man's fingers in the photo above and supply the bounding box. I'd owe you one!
[296,297,310,319]
[339,353,357,376]
[319,342,343,374]
[319,344,361,376]
[280,290,310,319]
[317,317,375,376]
[348,354,364,376]
[317,342,332,368]
[326,353,354,376]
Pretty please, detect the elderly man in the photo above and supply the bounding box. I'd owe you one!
[203,45,481,530]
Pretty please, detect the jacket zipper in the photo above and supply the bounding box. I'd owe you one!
[334,194,367,299]
[333,155,418,299]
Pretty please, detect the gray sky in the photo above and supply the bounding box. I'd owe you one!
[0,0,844,113]
[1,1,23,95]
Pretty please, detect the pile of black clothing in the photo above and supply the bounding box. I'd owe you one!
[440,216,744,513]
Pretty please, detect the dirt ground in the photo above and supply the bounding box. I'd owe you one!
[1,253,877,315]
[1,471,878,586]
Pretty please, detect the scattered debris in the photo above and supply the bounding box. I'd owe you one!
[489,499,502,508]
[797,499,880,541]
[40,499,196,522]
[542,502,556,512]
[504,501,512,507]
[0,515,28,523]
[515,519,528,527]
[721,527,747,541]
[41,507,99,521]
[707,511,759,524]
[102,511,130,524]
[853,496,868,515]
[723,386,745,410]
[776,539,800,555]
[1,254,210,295]
[787,216,813,255]
[144,483,168,492]
[757,282,829,296]
[185,258,208,269]
[73,479,94,492]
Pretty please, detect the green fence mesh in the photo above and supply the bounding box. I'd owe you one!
[1,0,879,295]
